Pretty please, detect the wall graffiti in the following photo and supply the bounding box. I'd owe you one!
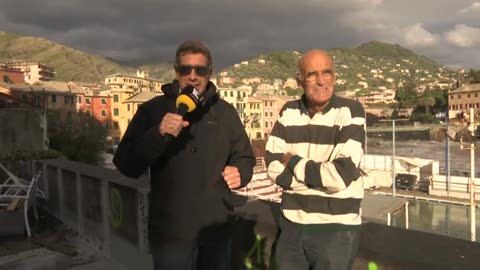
[110,187,123,228]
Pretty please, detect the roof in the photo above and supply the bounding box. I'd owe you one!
[0,82,79,95]
[124,91,161,103]
[449,83,480,93]
[37,81,84,94]
[247,96,263,102]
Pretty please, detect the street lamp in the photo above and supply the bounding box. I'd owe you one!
[446,107,477,242]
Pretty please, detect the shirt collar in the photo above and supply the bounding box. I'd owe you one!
[300,94,337,116]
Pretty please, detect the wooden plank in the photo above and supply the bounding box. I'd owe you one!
[6,198,24,211]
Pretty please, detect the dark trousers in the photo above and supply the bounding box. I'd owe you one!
[151,238,232,270]
[272,215,359,270]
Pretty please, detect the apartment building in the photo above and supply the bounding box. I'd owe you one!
[356,88,396,106]
[254,96,277,138]
[0,60,55,84]
[104,70,164,93]
[0,82,77,111]
[218,86,249,121]
[448,83,480,119]
[102,88,135,143]
[123,91,161,122]
[0,66,25,84]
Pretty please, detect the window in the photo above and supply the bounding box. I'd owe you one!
[101,109,107,116]
[101,98,107,105]
[458,95,461,98]
[114,94,119,102]
[114,108,119,116]
[450,96,454,100]
[33,95,41,106]
[77,96,82,103]
[85,109,91,115]
[113,121,119,129]
[476,93,478,98]
[230,91,233,97]
[468,94,471,98]
[265,121,268,127]
[86,98,91,105]
[264,112,268,116]
[64,96,70,104]
[127,104,130,111]
[270,112,273,117]
[51,95,57,103]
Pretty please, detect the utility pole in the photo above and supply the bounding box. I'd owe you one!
[380,118,408,197]
[462,108,477,242]
[449,107,478,241]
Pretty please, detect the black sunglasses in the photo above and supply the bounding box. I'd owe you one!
[175,65,211,77]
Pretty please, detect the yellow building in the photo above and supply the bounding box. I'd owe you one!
[448,83,480,119]
[124,92,162,122]
[102,88,135,143]
[218,86,250,123]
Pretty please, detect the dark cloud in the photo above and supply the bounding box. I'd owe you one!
[0,0,479,69]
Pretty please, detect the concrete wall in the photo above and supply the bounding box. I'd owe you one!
[0,109,45,153]
[33,159,151,270]
[430,174,480,200]
[32,159,480,270]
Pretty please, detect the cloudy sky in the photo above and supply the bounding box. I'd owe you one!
[1,0,479,69]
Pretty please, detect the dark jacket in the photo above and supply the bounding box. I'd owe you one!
[113,80,255,244]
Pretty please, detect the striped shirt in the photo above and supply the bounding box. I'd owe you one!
[265,94,365,227]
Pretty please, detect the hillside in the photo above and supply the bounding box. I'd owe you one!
[0,32,462,89]
[219,41,461,91]
[0,31,134,82]
[138,62,176,82]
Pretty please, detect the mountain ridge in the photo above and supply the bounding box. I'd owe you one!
[0,31,461,90]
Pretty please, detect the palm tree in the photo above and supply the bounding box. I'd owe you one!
[465,69,480,84]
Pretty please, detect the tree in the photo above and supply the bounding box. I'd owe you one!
[285,87,303,96]
[392,79,417,118]
[48,110,107,165]
[417,88,436,115]
[465,69,480,84]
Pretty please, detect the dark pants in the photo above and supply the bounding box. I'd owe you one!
[272,215,359,270]
[151,238,232,270]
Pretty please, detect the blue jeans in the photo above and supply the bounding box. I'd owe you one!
[272,215,359,270]
[151,238,232,270]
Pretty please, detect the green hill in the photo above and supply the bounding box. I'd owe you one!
[0,31,134,82]
[0,32,461,89]
[219,41,460,91]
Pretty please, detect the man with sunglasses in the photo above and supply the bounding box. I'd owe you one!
[265,50,365,269]
[113,40,255,269]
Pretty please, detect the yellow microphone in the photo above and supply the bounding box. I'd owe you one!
[175,85,200,116]
[165,85,201,142]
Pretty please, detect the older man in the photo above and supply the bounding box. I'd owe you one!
[113,40,255,270]
[266,50,366,270]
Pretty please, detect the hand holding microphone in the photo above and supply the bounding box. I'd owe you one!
[160,85,201,141]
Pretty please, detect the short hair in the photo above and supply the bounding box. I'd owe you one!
[175,40,213,68]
